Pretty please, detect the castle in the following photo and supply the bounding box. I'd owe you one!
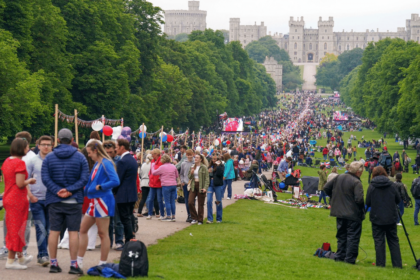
[262,57,282,91]
[270,14,420,63]
[229,18,267,47]
[163,1,207,36]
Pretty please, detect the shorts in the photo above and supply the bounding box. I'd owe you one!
[49,203,82,232]
[85,198,110,218]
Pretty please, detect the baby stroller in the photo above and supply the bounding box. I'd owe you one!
[251,171,277,201]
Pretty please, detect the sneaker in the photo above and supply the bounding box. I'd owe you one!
[198,222,203,225]
[37,256,50,267]
[19,255,33,265]
[49,265,62,273]
[115,245,124,252]
[146,215,152,220]
[5,261,27,270]
[69,266,84,275]
[114,244,124,251]
[227,197,231,200]
[216,221,222,223]
[0,247,8,260]
[206,221,213,224]
[397,223,402,226]
[160,217,172,222]
[171,218,176,222]
[190,220,198,224]
[158,216,166,220]
[186,217,192,223]
[156,215,161,219]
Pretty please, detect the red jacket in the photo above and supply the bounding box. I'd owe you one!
[148,156,162,188]
[322,148,329,155]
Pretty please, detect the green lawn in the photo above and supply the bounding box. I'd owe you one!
[80,128,420,280]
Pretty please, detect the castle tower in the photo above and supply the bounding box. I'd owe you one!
[164,1,207,36]
[318,16,334,62]
[188,1,199,11]
[409,14,420,43]
[288,16,305,63]
[263,56,283,91]
[229,18,240,42]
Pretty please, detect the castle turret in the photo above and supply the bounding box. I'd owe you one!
[229,18,240,42]
[318,17,334,62]
[288,16,305,62]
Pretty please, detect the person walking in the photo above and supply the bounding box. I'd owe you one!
[188,154,210,225]
[318,165,328,205]
[1,138,36,269]
[77,141,120,269]
[324,161,365,264]
[411,175,420,226]
[147,149,165,220]
[42,129,89,274]
[150,154,179,221]
[137,154,153,217]
[114,139,139,248]
[207,158,224,223]
[393,173,406,226]
[222,153,235,200]
[26,136,54,266]
[366,166,402,268]
[180,150,195,222]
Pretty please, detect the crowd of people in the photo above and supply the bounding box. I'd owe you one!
[1,92,419,273]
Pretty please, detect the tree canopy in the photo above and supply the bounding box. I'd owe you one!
[0,0,277,139]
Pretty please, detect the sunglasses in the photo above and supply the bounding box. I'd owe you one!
[104,144,114,148]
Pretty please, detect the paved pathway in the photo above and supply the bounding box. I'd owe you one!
[0,179,248,279]
[295,63,318,91]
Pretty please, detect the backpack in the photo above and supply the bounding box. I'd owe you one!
[379,153,392,168]
[412,179,420,198]
[119,240,148,277]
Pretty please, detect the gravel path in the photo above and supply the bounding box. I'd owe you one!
[0,178,249,279]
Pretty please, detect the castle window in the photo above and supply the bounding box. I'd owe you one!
[322,36,324,39]
[347,45,350,50]
[356,37,358,40]
[244,40,247,44]
[316,44,318,50]
[309,43,312,50]
[418,30,419,33]
[372,37,374,41]
[294,43,297,49]
[285,43,287,49]
[324,43,327,50]
[324,52,326,55]
[293,36,294,39]
[294,52,297,55]
[328,37,329,39]
[347,37,349,40]
[356,44,359,48]
[295,29,297,32]
[325,29,327,33]
[339,45,341,51]
[303,44,305,48]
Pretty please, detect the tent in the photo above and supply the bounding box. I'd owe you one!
[301,176,319,195]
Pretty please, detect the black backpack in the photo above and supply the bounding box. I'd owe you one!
[412,179,420,199]
[119,240,148,277]
[379,153,392,169]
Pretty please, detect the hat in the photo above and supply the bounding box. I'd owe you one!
[58,128,73,140]
[349,161,364,173]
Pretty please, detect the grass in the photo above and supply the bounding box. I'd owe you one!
[80,128,420,280]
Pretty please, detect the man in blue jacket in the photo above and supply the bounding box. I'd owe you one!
[114,139,138,249]
[41,128,89,274]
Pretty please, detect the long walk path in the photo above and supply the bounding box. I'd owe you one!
[0,179,248,279]
[295,63,318,91]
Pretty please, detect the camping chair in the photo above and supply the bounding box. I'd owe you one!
[330,161,337,168]
[314,159,321,167]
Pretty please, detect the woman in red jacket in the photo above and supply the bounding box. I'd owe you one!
[322,147,329,160]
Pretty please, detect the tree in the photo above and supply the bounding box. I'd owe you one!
[319,53,338,65]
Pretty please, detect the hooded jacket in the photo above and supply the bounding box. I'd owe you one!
[318,170,327,191]
[366,175,400,225]
[42,144,89,205]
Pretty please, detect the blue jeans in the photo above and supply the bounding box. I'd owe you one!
[148,188,164,216]
[323,155,327,160]
[257,160,262,173]
[293,153,299,162]
[397,200,405,223]
[414,199,420,225]
[207,182,223,222]
[353,152,357,158]
[223,179,233,199]
[182,184,191,217]
[162,186,177,217]
[30,201,49,258]
[318,190,327,204]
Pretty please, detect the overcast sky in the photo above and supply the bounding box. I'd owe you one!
[148,0,420,34]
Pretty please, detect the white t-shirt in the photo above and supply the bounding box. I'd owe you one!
[194,166,200,180]
[22,150,36,165]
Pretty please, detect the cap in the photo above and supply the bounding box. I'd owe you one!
[58,128,73,140]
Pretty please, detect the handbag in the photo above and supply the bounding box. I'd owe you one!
[187,179,193,191]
